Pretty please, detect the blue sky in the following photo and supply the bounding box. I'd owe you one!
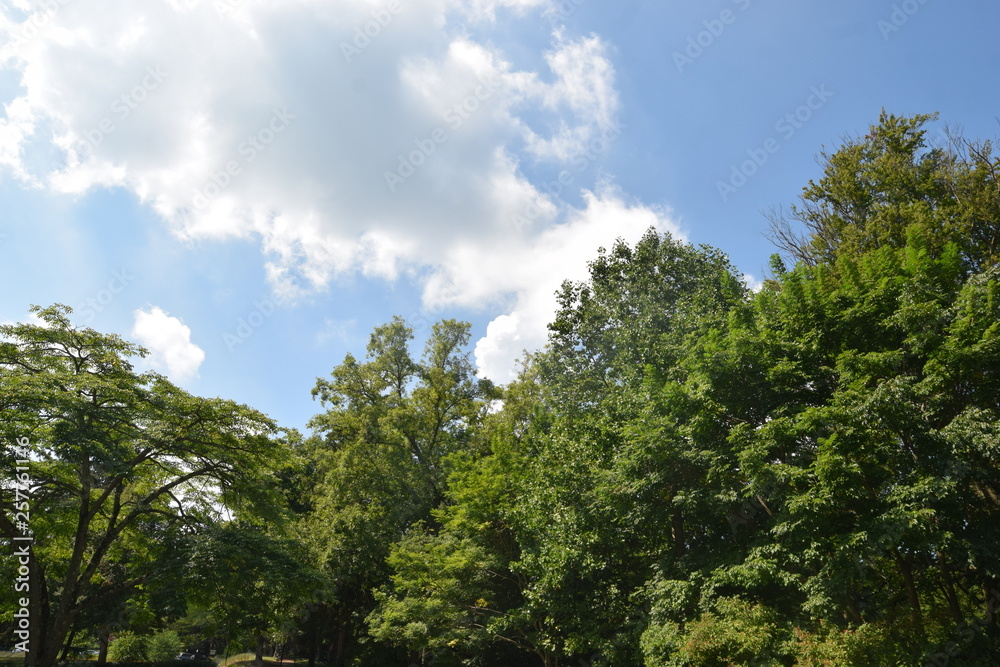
[2,0,998,434]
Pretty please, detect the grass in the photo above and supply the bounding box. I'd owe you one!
[216,656,313,667]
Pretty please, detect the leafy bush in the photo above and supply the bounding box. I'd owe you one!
[676,597,788,666]
[146,630,181,661]
[787,622,854,666]
[99,662,214,667]
[642,597,790,666]
[107,630,148,661]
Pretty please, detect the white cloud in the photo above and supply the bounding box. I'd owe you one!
[1,0,657,383]
[316,318,355,346]
[131,307,205,382]
[468,186,684,383]
[518,33,620,161]
[0,310,46,329]
[465,0,548,22]
[742,273,763,292]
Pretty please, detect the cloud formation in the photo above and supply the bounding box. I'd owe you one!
[1,0,676,381]
[131,306,206,382]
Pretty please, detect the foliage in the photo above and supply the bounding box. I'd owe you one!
[146,630,181,661]
[672,597,788,667]
[0,305,288,667]
[8,112,1000,665]
[187,523,321,658]
[300,317,496,661]
[107,630,148,661]
[366,113,1000,665]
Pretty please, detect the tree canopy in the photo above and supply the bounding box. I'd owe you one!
[3,112,999,665]
[0,305,293,666]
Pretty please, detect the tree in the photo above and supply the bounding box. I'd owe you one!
[0,305,287,667]
[369,232,750,665]
[767,110,1000,274]
[364,116,1000,664]
[510,231,746,663]
[691,115,1000,662]
[187,524,320,664]
[302,317,495,664]
[367,367,546,666]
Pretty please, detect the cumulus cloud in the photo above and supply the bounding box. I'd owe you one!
[1,0,660,382]
[467,187,683,383]
[742,273,763,292]
[0,310,46,329]
[131,307,205,382]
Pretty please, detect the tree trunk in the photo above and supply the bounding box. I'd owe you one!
[894,550,924,635]
[936,551,963,625]
[96,626,111,666]
[34,452,99,667]
[985,586,1000,625]
[255,631,265,666]
[24,549,50,667]
[37,609,75,667]
[671,507,686,557]
[307,608,318,667]
[335,619,346,666]
[845,599,864,625]
[539,651,559,667]
[60,627,78,660]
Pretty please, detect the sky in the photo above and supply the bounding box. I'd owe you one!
[2,0,998,435]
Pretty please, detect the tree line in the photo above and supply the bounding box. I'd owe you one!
[2,111,999,665]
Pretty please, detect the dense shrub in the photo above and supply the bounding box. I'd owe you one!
[107,631,148,662]
[95,661,214,667]
[146,631,181,661]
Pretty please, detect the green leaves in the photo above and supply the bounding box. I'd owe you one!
[187,523,321,647]
[13,111,1000,664]
[368,529,495,653]
[300,316,498,661]
[0,304,290,665]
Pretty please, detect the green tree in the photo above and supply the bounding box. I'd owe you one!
[0,305,287,667]
[366,115,1000,664]
[370,232,749,665]
[688,113,1000,662]
[302,317,494,664]
[367,366,546,665]
[509,231,746,663]
[768,110,1000,273]
[188,524,320,664]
